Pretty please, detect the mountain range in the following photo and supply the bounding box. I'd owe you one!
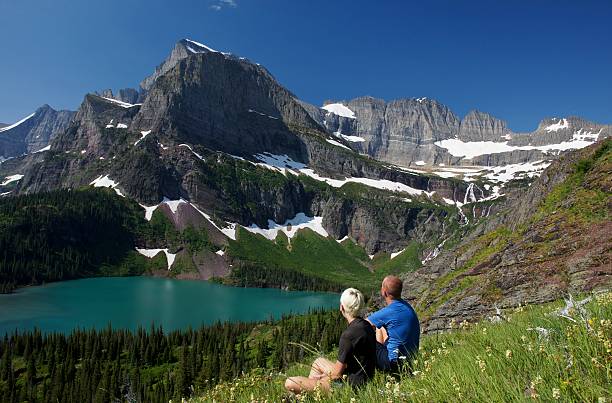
[0,38,609,326]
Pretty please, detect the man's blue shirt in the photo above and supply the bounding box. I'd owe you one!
[367,299,420,361]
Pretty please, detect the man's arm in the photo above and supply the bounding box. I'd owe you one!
[366,308,386,329]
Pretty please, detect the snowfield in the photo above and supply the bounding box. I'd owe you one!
[322,103,356,119]
[435,129,599,159]
[1,174,24,186]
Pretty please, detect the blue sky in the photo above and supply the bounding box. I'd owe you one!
[0,0,610,131]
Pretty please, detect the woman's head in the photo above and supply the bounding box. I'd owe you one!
[340,288,365,319]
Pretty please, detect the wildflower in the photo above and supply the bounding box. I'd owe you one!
[486,345,492,356]
[451,375,461,393]
[552,388,561,400]
[505,349,513,359]
[482,327,487,335]
[475,355,486,372]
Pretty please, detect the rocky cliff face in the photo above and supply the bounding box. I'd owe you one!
[0,105,74,159]
[458,110,508,142]
[96,88,141,104]
[301,98,611,168]
[131,46,322,162]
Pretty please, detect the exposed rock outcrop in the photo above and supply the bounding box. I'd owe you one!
[401,140,612,332]
[0,105,74,159]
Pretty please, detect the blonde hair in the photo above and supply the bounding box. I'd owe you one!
[340,288,365,318]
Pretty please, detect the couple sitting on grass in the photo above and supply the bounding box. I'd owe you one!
[285,275,420,394]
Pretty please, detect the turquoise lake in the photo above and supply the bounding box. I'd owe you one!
[0,277,339,335]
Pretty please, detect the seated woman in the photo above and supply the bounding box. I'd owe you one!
[284,288,376,394]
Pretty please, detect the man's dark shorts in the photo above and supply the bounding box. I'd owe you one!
[375,342,398,372]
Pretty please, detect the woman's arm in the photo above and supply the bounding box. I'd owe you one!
[311,360,346,381]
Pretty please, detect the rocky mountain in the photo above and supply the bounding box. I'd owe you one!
[0,39,481,262]
[0,38,609,298]
[401,139,611,332]
[301,97,611,168]
[0,105,74,160]
[95,88,142,104]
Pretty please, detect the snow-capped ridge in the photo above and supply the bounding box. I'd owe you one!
[0,113,36,133]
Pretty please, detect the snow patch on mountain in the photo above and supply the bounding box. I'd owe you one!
[190,203,237,240]
[33,145,51,153]
[544,118,569,132]
[135,248,176,270]
[101,97,141,109]
[322,103,356,119]
[248,109,279,120]
[435,130,598,159]
[179,144,205,161]
[1,174,24,186]
[244,213,328,240]
[135,130,151,146]
[333,131,365,142]
[250,153,434,197]
[0,113,35,133]
[90,175,125,197]
[185,39,229,55]
[326,139,351,150]
[483,161,551,183]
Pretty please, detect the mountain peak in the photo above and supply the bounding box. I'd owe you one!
[179,38,228,55]
[140,38,249,92]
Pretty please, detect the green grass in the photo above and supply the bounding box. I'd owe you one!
[227,228,425,293]
[373,242,423,279]
[533,138,611,225]
[191,291,612,402]
[227,227,374,291]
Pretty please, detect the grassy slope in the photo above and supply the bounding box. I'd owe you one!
[415,139,612,321]
[226,227,424,293]
[192,291,612,402]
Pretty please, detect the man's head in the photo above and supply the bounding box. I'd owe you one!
[381,275,403,301]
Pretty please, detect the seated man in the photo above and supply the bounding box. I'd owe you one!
[367,275,420,372]
[284,288,376,394]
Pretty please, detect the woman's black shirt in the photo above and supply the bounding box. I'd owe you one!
[337,317,376,386]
